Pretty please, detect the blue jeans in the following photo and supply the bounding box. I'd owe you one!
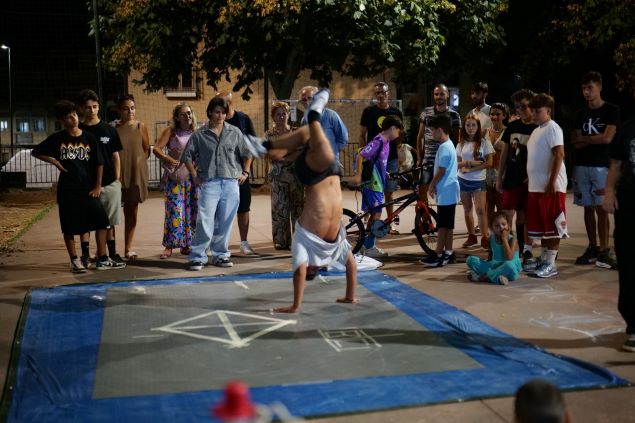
[188,178,239,264]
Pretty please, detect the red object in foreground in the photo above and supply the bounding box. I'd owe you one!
[212,380,257,421]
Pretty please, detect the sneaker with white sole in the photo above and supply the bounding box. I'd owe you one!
[535,262,558,278]
[214,257,234,268]
[623,335,635,352]
[70,258,87,274]
[596,250,618,270]
[309,89,330,114]
[188,261,205,271]
[362,246,388,258]
[420,253,450,267]
[95,256,126,270]
[523,257,542,273]
[240,241,257,256]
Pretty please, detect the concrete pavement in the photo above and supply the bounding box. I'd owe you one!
[0,190,633,422]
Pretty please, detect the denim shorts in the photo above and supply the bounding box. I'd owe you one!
[459,177,487,193]
[573,166,608,207]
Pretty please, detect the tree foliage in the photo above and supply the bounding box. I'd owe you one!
[92,0,507,99]
[554,0,635,93]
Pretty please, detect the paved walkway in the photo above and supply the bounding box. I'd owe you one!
[1,190,633,422]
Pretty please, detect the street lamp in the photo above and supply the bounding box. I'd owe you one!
[1,44,13,159]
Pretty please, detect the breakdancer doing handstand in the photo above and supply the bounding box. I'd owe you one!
[245,89,358,313]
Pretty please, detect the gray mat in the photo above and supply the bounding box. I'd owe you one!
[93,276,481,398]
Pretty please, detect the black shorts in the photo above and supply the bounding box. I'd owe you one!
[436,204,456,230]
[238,181,251,213]
[418,164,434,186]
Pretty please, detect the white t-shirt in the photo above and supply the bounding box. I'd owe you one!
[527,119,567,193]
[456,139,495,181]
[471,104,492,130]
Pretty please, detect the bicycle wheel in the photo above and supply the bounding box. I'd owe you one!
[342,208,365,254]
[414,207,438,256]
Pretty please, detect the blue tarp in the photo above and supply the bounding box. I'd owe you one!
[2,271,630,422]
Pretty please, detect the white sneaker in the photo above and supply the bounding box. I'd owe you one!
[535,262,558,278]
[70,258,87,274]
[240,241,257,256]
[308,89,330,114]
[363,246,388,258]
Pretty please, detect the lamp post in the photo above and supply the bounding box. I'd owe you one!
[1,44,13,159]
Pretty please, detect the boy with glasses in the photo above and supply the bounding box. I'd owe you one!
[496,89,537,268]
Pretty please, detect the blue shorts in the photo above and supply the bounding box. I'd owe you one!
[459,177,486,193]
[361,188,384,213]
[385,159,399,192]
[573,166,608,207]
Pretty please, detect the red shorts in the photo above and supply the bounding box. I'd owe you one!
[500,184,528,211]
[526,192,566,239]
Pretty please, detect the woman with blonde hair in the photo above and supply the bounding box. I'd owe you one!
[266,101,303,250]
[153,103,198,259]
[116,94,150,260]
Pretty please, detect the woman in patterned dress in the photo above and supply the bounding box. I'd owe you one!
[153,103,198,259]
[265,102,303,250]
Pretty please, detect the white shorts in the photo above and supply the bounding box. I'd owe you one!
[292,222,351,270]
[100,180,122,226]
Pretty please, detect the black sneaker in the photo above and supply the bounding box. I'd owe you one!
[575,244,599,265]
[596,250,618,270]
[214,257,234,268]
[420,253,450,268]
[95,257,126,270]
[447,252,457,264]
[110,253,125,266]
[623,335,635,352]
[80,255,90,270]
[188,261,205,271]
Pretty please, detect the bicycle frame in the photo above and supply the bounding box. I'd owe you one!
[351,167,431,229]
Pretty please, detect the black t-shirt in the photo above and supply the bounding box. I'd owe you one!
[573,102,620,167]
[360,105,403,143]
[32,129,104,194]
[501,119,537,189]
[610,116,635,208]
[79,121,123,186]
[226,111,256,136]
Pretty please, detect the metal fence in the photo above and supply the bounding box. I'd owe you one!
[0,143,361,189]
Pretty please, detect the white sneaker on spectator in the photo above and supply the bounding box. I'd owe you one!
[240,241,257,256]
[535,262,558,278]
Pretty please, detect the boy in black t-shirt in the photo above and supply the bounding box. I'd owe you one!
[32,101,125,273]
[571,72,620,269]
[496,89,537,267]
[77,89,125,267]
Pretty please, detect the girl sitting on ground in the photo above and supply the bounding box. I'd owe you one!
[466,212,522,285]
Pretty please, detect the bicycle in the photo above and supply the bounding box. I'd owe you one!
[342,166,438,256]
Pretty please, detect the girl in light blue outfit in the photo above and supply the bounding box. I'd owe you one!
[466,212,522,285]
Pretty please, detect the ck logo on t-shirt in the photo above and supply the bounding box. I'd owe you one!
[100,136,110,144]
[583,118,605,135]
[60,143,91,160]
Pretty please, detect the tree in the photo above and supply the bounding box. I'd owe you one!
[93,0,507,100]
[554,0,635,94]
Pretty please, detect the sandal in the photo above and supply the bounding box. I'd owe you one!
[180,247,192,255]
[125,251,138,261]
[160,249,172,259]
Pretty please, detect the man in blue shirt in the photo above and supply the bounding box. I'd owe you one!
[299,86,348,165]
